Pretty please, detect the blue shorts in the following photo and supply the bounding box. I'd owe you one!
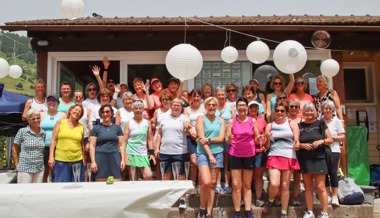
[159,153,189,174]
[254,152,267,168]
[54,160,85,182]
[223,141,229,153]
[187,136,197,154]
[196,152,224,168]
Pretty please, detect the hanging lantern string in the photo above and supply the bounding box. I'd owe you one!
[0,32,27,47]
[184,17,188,44]
[224,30,228,48]
[5,51,34,61]
[229,30,231,46]
[12,41,17,65]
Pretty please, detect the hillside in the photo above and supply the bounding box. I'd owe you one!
[0,32,37,96]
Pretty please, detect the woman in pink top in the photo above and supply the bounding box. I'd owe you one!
[288,77,313,119]
[226,97,260,218]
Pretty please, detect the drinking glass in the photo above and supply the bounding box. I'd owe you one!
[159,162,166,180]
[130,165,136,182]
[72,163,81,183]
[87,163,92,182]
[172,162,180,181]
[185,162,190,180]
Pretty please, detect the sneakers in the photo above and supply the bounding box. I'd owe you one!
[179,198,187,210]
[331,196,340,206]
[289,197,301,206]
[233,212,242,218]
[205,214,213,218]
[262,202,272,214]
[198,208,205,218]
[303,211,315,218]
[244,211,253,218]
[215,185,223,194]
[321,213,329,218]
[280,214,288,218]
[255,199,265,207]
[274,198,281,206]
[327,196,332,204]
[224,185,232,194]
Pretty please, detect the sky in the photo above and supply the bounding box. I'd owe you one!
[1,0,380,34]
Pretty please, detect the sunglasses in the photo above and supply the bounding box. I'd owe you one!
[296,81,305,85]
[227,89,237,92]
[108,80,115,84]
[87,88,97,92]
[278,96,287,100]
[161,98,170,102]
[74,96,83,100]
[275,109,286,113]
[101,110,111,114]
[274,82,282,86]
[47,99,57,103]
[290,105,300,109]
[30,116,41,121]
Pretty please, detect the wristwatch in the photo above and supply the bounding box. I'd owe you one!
[208,138,211,144]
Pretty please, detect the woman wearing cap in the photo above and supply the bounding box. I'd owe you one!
[214,86,236,194]
[322,100,345,206]
[243,85,265,119]
[40,94,66,182]
[262,101,300,218]
[313,75,343,121]
[249,79,266,111]
[196,97,225,218]
[115,91,134,132]
[133,77,153,119]
[288,77,313,119]
[57,81,75,113]
[12,109,46,183]
[248,100,268,207]
[150,78,164,110]
[48,104,85,182]
[266,74,294,122]
[22,78,48,121]
[226,97,260,218]
[124,101,155,180]
[184,89,204,189]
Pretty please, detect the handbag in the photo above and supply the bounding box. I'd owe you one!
[320,119,333,167]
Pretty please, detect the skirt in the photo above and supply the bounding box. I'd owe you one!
[298,157,328,174]
[266,156,300,171]
[127,154,150,168]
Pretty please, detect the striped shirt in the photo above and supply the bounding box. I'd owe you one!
[14,126,46,173]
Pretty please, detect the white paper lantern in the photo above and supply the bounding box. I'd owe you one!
[165,43,203,80]
[273,40,307,74]
[221,46,238,64]
[320,59,340,77]
[246,41,270,64]
[9,65,23,79]
[60,0,85,19]
[0,58,9,79]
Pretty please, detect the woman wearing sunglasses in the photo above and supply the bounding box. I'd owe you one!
[266,74,294,122]
[12,109,46,183]
[288,77,313,119]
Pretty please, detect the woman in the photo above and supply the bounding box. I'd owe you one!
[40,94,66,182]
[12,109,45,183]
[90,104,126,182]
[248,100,267,207]
[226,97,260,218]
[154,98,191,210]
[214,86,236,194]
[151,91,173,180]
[322,100,345,206]
[133,78,153,119]
[287,99,302,206]
[184,89,204,189]
[57,81,75,113]
[298,102,333,218]
[22,79,48,121]
[115,91,135,131]
[124,101,155,180]
[243,85,265,118]
[90,88,117,125]
[288,77,313,118]
[48,104,85,182]
[201,83,213,102]
[313,75,343,120]
[196,97,225,218]
[262,101,300,218]
[266,74,294,122]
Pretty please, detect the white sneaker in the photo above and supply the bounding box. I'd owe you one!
[327,196,332,204]
[331,196,340,206]
[321,212,329,218]
[179,198,187,210]
[303,211,315,218]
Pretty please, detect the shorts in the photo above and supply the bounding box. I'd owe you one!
[266,156,300,171]
[94,152,122,179]
[54,160,85,182]
[196,152,223,168]
[223,141,229,153]
[43,147,50,165]
[187,136,197,154]
[159,153,189,174]
[298,157,328,174]
[127,154,150,168]
[254,152,267,168]
[228,154,255,170]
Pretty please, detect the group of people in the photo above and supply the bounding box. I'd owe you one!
[12,57,346,218]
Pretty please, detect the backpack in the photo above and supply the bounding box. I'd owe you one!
[337,177,365,205]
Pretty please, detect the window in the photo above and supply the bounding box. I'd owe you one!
[344,62,375,103]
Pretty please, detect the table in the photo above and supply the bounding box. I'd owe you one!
[0,180,193,218]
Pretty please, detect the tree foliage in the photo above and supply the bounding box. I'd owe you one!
[0,31,35,64]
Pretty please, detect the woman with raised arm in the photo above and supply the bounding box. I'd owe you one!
[133,77,154,119]
[115,91,134,131]
[22,79,48,121]
[196,97,225,218]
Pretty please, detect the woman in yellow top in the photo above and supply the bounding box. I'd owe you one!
[48,104,85,182]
